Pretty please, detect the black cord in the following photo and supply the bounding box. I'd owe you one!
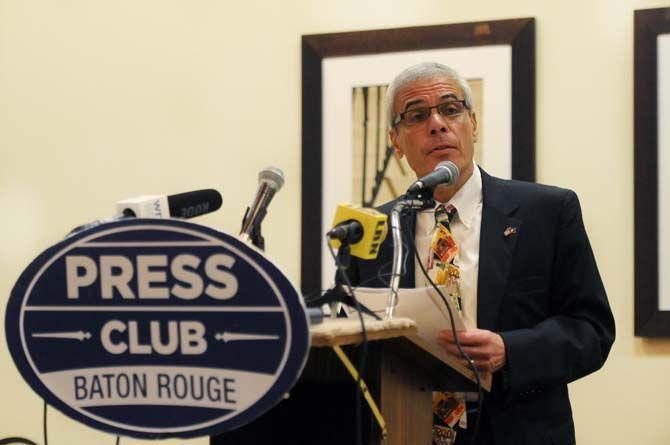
[303,232,412,304]
[0,439,39,445]
[0,409,118,445]
[302,259,396,305]
[401,212,484,445]
[0,403,46,445]
[325,239,368,445]
[42,402,47,445]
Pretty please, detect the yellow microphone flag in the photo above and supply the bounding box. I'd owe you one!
[329,204,388,260]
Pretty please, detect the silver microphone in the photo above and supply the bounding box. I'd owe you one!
[240,166,285,242]
[406,160,460,194]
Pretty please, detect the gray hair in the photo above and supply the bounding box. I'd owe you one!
[385,62,473,128]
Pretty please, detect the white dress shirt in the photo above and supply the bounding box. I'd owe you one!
[414,163,483,329]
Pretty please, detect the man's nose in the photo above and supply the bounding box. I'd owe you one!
[428,109,449,135]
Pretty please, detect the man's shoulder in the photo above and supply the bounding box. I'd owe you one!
[484,173,578,207]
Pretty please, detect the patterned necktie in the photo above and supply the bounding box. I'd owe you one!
[427,204,462,314]
[430,204,468,443]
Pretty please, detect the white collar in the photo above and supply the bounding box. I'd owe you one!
[438,163,482,229]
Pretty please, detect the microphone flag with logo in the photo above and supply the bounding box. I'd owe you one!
[327,204,388,260]
[68,189,223,237]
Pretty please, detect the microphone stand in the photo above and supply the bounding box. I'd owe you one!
[305,240,381,320]
[241,206,266,251]
[386,191,434,319]
[330,240,351,319]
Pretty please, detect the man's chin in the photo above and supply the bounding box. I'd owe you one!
[428,148,459,163]
[433,183,456,203]
[429,154,467,174]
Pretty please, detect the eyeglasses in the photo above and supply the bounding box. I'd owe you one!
[393,100,468,128]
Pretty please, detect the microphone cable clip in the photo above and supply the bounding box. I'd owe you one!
[240,206,266,250]
[400,188,436,209]
[304,285,380,320]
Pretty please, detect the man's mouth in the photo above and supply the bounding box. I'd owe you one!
[429,145,456,154]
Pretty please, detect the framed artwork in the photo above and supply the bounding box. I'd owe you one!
[301,19,536,295]
[634,7,670,337]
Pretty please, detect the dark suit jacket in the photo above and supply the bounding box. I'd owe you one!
[343,169,616,445]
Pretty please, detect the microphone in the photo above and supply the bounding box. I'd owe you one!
[406,161,460,194]
[240,166,285,243]
[327,204,388,260]
[67,189,223,236]
[117,189,222,219]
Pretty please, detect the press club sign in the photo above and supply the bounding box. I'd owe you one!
[5,219,309,438]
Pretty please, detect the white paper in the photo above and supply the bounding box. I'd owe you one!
[351,286,491,390]
[352,286,468,330]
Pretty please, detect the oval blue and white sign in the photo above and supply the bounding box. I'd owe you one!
[5,218,310,438]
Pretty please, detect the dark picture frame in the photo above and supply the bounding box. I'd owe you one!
[301,19,535,296]
[634,8,670,337]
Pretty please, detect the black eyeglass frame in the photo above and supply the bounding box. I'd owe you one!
[392,99,469,128]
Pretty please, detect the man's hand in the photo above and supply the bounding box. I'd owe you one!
[436,328,506,373]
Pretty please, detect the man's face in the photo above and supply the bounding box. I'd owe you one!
[389,76,478,180]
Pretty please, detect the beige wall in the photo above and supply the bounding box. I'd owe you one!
[1,0,669,443]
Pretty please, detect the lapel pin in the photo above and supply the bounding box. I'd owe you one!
[504,226,517,237]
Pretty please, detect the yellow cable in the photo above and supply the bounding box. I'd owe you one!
[332,345,388,440]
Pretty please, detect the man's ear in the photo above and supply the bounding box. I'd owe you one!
[389,129,404,158]
[469,111,478,143]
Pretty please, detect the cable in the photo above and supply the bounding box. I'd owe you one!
[401,211,484,445]
[303,225,413,304]
[42,403,47,445]
[331,345,387,439]
[0,403,47,445]
[307,229,411,442]
[0,439,39,445]
[326,239,368,445]
[302,259,396,306]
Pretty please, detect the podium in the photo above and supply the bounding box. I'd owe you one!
[211,318,477,444]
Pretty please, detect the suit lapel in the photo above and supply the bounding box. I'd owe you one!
[477,171,521,331]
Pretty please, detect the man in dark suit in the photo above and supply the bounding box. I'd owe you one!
[344,62,615,445]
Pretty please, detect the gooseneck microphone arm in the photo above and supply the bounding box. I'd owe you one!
[386,161,459,318]
[387,197,430,319]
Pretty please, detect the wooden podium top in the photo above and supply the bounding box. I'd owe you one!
[310,317,417,347]
[309,316,491,391]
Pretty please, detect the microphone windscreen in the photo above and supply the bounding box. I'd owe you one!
[435,160,459,186]
[259,166,285,191]
[168,189,222,219]
[329,204,388,260]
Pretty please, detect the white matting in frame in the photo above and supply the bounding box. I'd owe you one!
[321,45,512,289]
[657,33,670,310]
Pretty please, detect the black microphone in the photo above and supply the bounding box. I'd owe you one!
[240,166,285,243]
[167,189,223,219]
[406,160,460,194]
[327,221,364,245]
[68,189,223,237]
